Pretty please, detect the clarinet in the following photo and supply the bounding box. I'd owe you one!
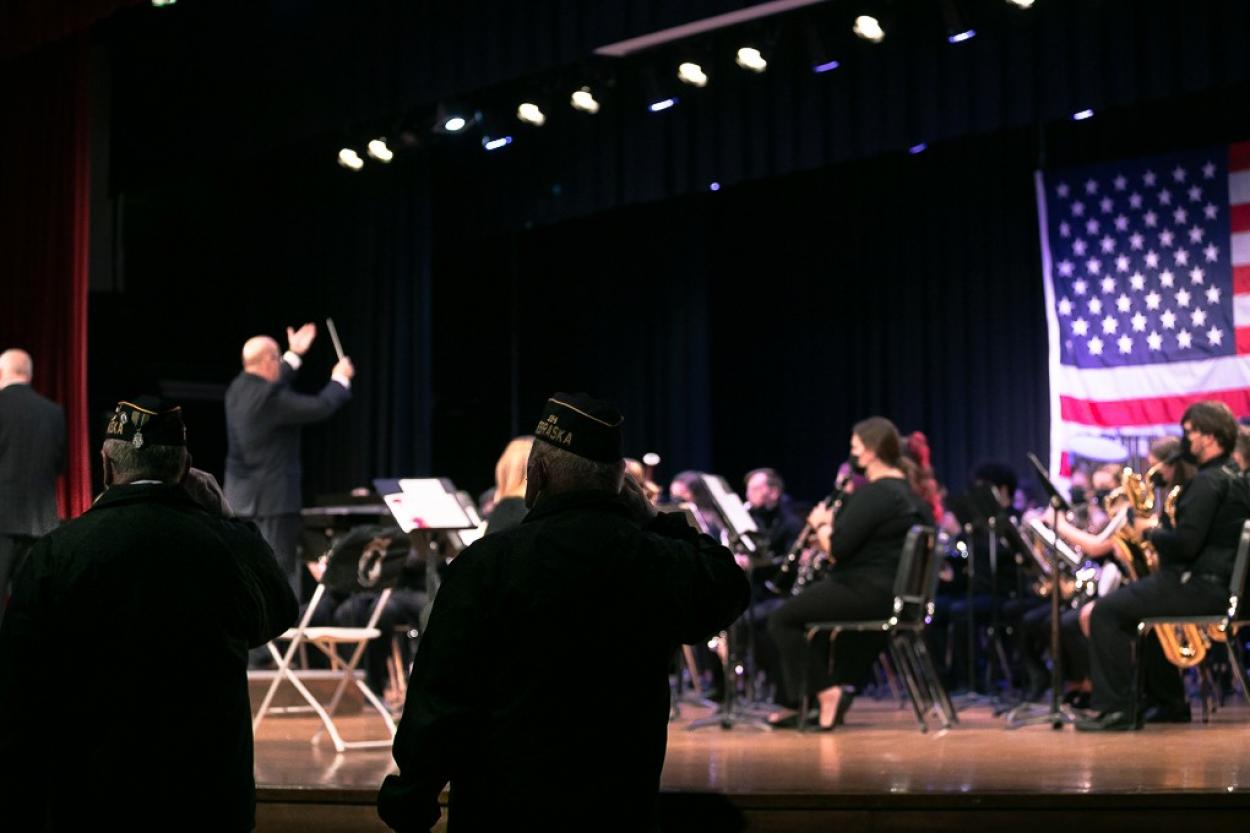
[765,481,847,596]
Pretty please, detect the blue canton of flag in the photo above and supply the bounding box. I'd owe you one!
[1044,147,1234,370]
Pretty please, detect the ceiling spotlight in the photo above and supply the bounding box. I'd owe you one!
[942,0,976,43]
[366,138,393,162]
[483,135,513,151]
[337,148,364,171]
[648,97,678,113]
[517,102,546,126]
[805,27,840,73]
[1072,109,1095,121]
[736,47,767,73]
[909,143,928,154]
[151,0,177,6]
[948,28,976,43]
[571,87,600,114]
[853,15,885,43]
[443,116,468,132]
[1006,0,1035,7]
[677,62,708,87]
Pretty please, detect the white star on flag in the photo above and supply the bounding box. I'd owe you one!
[1159,189,1172,205]
[1145,210,1158,227]
[1189,226,1204,243]
[1073,277,1087,294]
[1176,288,1191,307]
[1130,192,1143,209]
[1059,221,1071,237]
[1072,201,1086,217]
[1204,244,1220,262]
[1190,267,1205,284]
[1208,327,1224,346]
[1174,249,1188,266]
[1058,297,1073,315]
[1114,175,1127,190]
[1115,254,1129,272]
[1147,331,1163,350]
[1192,308,1207,327]
[1116,294,1131,313]
[1101,235,1115,253]
[1144,171,1157,187]
[1100,276,1115,293]
[1130,273,1145,291]
[1188,185,1202,202]
[1172,166,1187,182]
[1059,260,1075,278]
[1073,239,1089,256]
[1087,258,1102,274]
[1129,232,1144,249]
[1086,218,1101,235]
[1173,207,1188,225]
[1073,318,1089,336]
[1131,312,1147,331]
[1146,251,1160,268]
[1204,203,1218,220]
[1118,335,1133,354]
[1178,329,1193,349]
[1088,297,1103,314]
[1145,290,1161,310]
[1085,179,1098,194]
[1202,161,1216,179]
[1206,286,1221,304]
[1159,270,1174,287]
[1115,215,1129,231]
[1161,309,1177,329]
[1160,229,1174,247]
[1088,337,1104,355]
[1102,315,1118,334]
[1057,182,1070,198]
[1100,197,1114,214]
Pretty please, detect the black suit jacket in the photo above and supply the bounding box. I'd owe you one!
[223,361,351,517]
[0,483,298,832]
[0,383,65,537]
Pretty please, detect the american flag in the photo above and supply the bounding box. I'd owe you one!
[1038,142,1250,478]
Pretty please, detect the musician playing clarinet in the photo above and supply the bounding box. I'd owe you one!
[766,417,932,730]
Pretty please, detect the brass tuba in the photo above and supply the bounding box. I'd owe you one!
[1106,465,1210,668]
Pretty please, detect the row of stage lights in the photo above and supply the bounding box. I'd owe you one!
[336,0,1040,171]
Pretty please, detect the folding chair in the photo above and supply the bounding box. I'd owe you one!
[1133,520,1250,725]
[252,524,411,751]
[800,525,957,732]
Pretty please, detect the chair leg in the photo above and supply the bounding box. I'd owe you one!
[1227,634,1250,707]
[798,630,814,732]
[1131,625,1147,728]
[910,630,958,727]
[877,650,906,709]
[889,634,930,732]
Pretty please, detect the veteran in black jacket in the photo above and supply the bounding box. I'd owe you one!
[224,324,353,592]
[0,349,65,621]
[378,393,750,833]
[1080,401,1250,731]
[0,398,298,832]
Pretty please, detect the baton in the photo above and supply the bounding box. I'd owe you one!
[326,318,346,361]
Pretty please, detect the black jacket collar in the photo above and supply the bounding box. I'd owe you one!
[522,489,631,524]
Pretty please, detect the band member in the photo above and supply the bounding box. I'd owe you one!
[766,417,932,729]
[1079,402,1250,730]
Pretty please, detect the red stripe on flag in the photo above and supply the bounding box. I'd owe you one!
[1232,142,1250,172]
[1238,326,1250,354]
[1060,387,1250,425]
[1236,266,1250,295]
[1234,203,1250,235]
[1058,452,1072,478]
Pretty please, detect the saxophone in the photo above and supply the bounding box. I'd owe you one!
[1106,466,1209,668]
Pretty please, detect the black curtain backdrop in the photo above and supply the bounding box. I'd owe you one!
[92,0,1250,502]
[88,154,432,499]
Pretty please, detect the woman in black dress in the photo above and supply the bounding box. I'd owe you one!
[767,416,933,729]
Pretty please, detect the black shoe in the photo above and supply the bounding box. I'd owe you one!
[1075,710,1141,732]
[1062,690,1092,710]
[1142,703,1191,724]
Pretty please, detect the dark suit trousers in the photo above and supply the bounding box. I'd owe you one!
[767,573,893,706]
[1089,570,1226,713]
[0,534,35,625]
[252,514,304,598]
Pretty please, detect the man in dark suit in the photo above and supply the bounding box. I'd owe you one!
[224,323,354,594]
[0,349,65,624]
[0,397,297,831]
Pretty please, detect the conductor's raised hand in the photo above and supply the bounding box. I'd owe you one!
[287,322,317,356]
[332,356,355,381]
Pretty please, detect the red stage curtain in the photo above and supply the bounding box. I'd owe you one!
[0,35,94,518]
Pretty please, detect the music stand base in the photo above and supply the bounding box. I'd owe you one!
[1004,702,1078,730]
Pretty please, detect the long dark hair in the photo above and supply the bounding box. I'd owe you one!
[852,416,902,468]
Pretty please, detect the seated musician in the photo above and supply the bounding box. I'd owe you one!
[1079,402,1250,730]
[766,417,932,729]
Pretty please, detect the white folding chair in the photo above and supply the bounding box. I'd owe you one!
[252,525,410,751]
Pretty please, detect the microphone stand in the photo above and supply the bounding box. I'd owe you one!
[1007,453,1077,730]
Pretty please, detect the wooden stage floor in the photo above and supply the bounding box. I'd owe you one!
[254,698,1250,832]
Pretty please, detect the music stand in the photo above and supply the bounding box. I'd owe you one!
[1006,453,1077,730]
[686,474,774,731]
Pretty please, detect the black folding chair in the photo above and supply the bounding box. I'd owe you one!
[800,525,957,732]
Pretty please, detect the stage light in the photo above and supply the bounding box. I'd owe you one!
[909,143,928,154]
[443,116,468,132]
[1072,109,1095,121]
[942,0,975,43]
[648,97,678,112]
[1006,0,1035,7]
[947,28,976,43]
[337,148,364,171]
[813,59,841,73]
[677,62,708,87]
[735,47,767,73]
[151,0,177,6]
[366,139,393,162]
[709,182,721,191]
[517,102,546,126]
[571,87,600,114]
[853,15,884,43]
[483,135,513,151]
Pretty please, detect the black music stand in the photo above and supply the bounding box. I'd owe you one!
[687,474,774,731]
[1006,453,1078,730]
